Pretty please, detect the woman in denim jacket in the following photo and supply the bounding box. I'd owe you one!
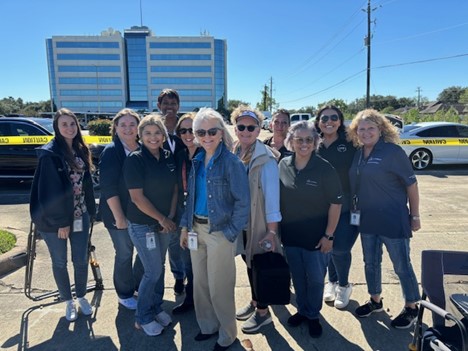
[180,108,250,351]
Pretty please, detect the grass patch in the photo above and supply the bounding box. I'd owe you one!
[0,230,16,254]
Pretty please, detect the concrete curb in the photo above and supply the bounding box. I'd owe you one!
[0,227,28,277]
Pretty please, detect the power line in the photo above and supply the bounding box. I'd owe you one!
[373,53,468,69]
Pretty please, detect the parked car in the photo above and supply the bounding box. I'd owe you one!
[262,118,272,131]
[290,113,312,124]
[400,122,468,170]
[0,116,105,185]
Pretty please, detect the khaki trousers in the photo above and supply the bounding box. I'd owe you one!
[190,222,237,347]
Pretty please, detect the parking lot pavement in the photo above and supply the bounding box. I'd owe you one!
[0,169,467,350]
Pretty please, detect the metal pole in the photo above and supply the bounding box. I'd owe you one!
[366,0,371,108]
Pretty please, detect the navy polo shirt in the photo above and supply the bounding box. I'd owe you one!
[349,139,417,238]
[123,145,177,225]
[279,153,343,251]
[317,136,356,197]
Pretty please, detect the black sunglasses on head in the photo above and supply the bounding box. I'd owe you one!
[178,128,193,135]
[237,124,258,132]
[195,128,219,137]
[319,114,340,123]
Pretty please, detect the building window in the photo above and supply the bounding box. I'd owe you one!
[151,77,212,85]
[57,54,121,60]
[59,77,122,85]
[60,89,122,96]
[56,41,120,48]
[150,54,211,61]
[149,42,211,49]
[58,66,121,73]
[151,66,211,72]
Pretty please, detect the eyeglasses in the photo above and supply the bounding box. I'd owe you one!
[236,124,258,132]
[320,114,340,123]
[195,128,220,137]
[178,128,193,135]
[293,137,315,144]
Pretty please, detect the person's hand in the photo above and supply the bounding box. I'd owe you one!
[180,229,188,249]
[411,217,421,232]
[258,231,276,252]
[160,217,176,233]
[58,226,70,239]
[114,216,128,230]
[315,237,333,253]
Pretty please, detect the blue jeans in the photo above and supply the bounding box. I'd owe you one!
[40,213,90,301]
[128,222,166,325]
[107,228,143,299]
[284,246,329,320]
[361,233,420,304]
[327,213,359,286]
[168,230,185,280]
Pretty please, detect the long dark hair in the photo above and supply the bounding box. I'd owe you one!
[53,108,94,171]
[314,104,346,136]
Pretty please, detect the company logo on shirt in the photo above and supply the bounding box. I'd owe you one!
[367,157,382,165]
[337,144,347,152]
[305,179,318,187]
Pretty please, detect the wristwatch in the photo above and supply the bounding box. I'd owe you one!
[324,234,334,241]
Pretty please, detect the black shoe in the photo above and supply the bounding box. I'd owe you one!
[355,298,384,317]
[287,312,308,327]
[308,318,323,338]
[174,279,185,295]
[213,342,232,351]
[172,300,194,315]
[391,306,418,329]
[194,331,217,341]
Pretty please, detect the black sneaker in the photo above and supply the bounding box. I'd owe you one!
[174,279,185,295]
[355,298,384,317]
[308,318,323,338]
[287,312,308,327]
[391,306,418,329]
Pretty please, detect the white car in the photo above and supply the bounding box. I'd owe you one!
[400,122,468,170]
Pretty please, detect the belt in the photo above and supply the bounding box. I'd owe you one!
[194,215,208,224]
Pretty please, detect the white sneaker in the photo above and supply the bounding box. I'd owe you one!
[334,284,353,309]
[137,320,164,336]
[155,311,172,327]
[323,281,338,302]
[119,297,137,310]
[77,297,93,315]
[65,300,77,321]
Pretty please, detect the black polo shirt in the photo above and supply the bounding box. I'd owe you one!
[317,136,356,201]
[279,153,343,251]
[124,145,177,225]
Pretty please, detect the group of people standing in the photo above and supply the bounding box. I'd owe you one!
[29,88,422,350]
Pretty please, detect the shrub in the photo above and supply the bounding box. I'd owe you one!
[87,119,112,136]
[0,230,16,254]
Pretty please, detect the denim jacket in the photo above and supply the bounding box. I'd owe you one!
[180,143,250,242]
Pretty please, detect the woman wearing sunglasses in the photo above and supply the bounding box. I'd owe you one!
[314,105,358,310]
[171,112,200,314]
[179,108,249,351]
[279,121,342,338]
[230,106,283,334]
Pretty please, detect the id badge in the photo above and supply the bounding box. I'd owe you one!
[73,217,83,232]
[350,210,361,226]
[188,231,198,251]
[146,232,156,250]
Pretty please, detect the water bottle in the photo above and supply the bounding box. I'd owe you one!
[260,239,273,251]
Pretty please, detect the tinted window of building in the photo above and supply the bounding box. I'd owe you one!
[150,54,211,60]
[58,66,121,72]
[151,66,211,72]
[56,42,120,48]
[59,77,122,85]
[149,42,211,49]
[151,77,211,85]
[57,54,120,60]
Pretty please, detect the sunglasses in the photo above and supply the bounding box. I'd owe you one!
[293,137,315,144]
[178,128,193,135]
[237,124,258,132]
[320,114,340,123]
[195,128,220,137]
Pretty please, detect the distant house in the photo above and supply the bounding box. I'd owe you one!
[419,101,467,115]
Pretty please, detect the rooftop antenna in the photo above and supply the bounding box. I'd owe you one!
[140,0,143,26]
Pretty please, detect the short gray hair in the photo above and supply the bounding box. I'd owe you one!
[285,121,321,152]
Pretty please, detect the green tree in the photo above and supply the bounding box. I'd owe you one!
[437,86,467,104]
[458,89,468,104]
[227,99,249,114]
[404,108,420,124]
[255,85,278,112]
[317,99,348,113]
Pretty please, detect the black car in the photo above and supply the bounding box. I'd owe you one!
[0,117,104,185]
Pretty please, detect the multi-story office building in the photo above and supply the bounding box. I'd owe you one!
[46,26,227,114]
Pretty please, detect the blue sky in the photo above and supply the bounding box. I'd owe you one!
[1,0,467,110]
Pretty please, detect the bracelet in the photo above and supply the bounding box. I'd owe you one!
[411,216,420,221]
[268,229,277,236]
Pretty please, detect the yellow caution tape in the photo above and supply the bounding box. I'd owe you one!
[400,138,468,146]
[0,135,112,145]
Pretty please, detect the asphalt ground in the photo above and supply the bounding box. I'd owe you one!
[0,128,467,351]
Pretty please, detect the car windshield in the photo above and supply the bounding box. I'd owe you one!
[402,124,422,134]
[33,118,54,134]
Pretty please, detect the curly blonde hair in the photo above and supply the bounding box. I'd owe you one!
[347,109,400,147]
[230,105,264,126]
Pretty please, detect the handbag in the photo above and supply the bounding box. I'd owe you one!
[252,252,291,305]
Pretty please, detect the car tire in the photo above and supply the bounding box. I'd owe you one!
[410,149,432,170]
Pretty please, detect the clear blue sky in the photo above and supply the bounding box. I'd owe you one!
[1,0,467,110]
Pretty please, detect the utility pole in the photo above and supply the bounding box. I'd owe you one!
[365,0,371,108]
[416,87,422,109]
[263,85,268,111]
[269,77,273,113]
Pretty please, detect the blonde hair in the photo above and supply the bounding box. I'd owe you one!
[194,108,234,150]
[230,105,264,126]
[347,109,400,147]
[138,114,168,141]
